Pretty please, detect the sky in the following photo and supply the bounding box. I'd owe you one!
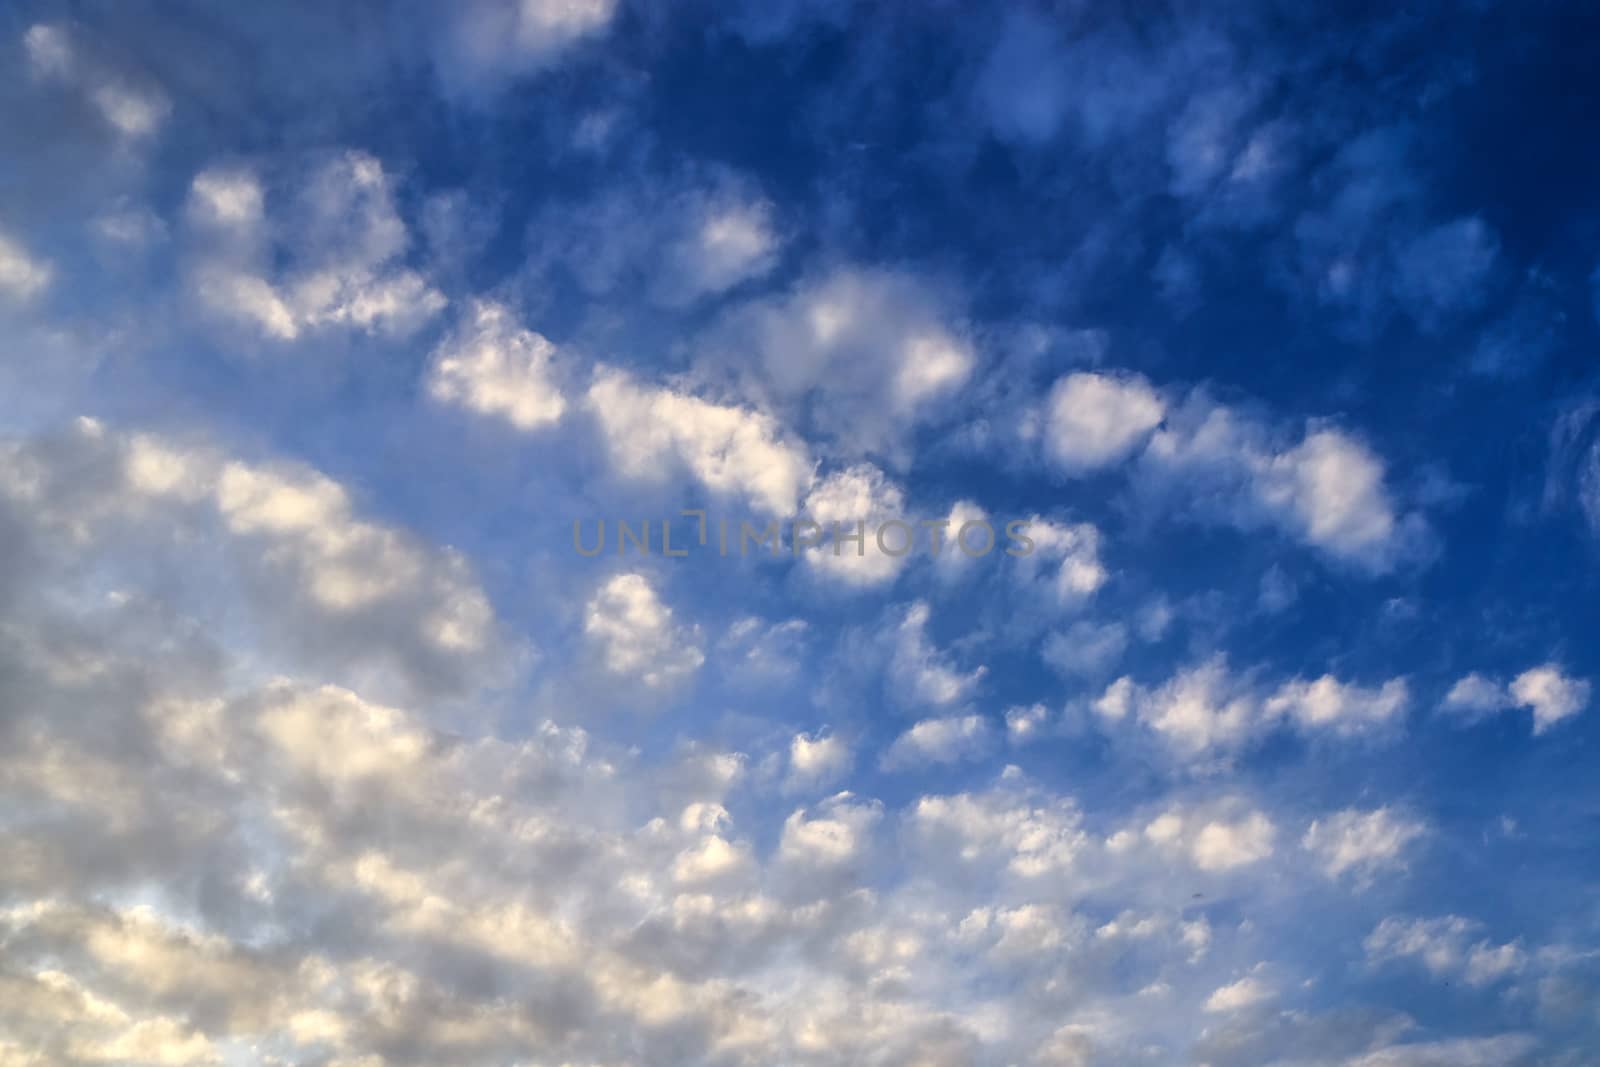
[1,1,1599,1065]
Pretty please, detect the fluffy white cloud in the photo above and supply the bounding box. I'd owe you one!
[185,153,446,342]
[1365,916,1527,988]
[586,367,815,516]
[427,301,567,430]
[714,266,975,457]
[778,793,881,868]
[1015,516,1108,608]
[1141,397,1428,571]
[1044,372,1165,473]
[1191,813,1277,871]
[910,779,1087,878]
[1264,675,1410,736]
[1097,658,1412,762]
[658,194,781,306]
[583,572,704,689]
[1509,664,1590,734]
[0,229,53,301]
[786,731,853,791]
[1441,663,1590,734]
[884,714,993,769]
[1302,808,1427,885]
[800,464,910,585]
[1204,974,1274,1013]
[434,0,617,92]
[889,601,986,707]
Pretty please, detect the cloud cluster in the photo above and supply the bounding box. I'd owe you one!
[186,152,446,343]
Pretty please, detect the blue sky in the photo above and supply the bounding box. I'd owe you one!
[1,2,1599,1065]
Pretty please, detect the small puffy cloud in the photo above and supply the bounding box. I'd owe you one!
[1258,430,1407,566]
[672,832,754,886]
[1366,916,1527,988]
[1441,672,1508,720]
[1104,658,1260,759]
[427,301,566,430]
[1204,974,1275,1013]
[23,23,170,141]
[583,573,704,690]
[1189,812,1276,871]
[909,779,1087,878]
[1303,808,1427,885]
[188,170,265,231]
[586,367,815,516]
[1264,675,1410,737]
[714,266,974,458]
[1141,398,1429,572]
[434,0,617,93]
[800,464,909,586]
[889,601,987,708]
[883,715,993,769]
[778,793,881,869]
[1510,665,1590,734]
[530,166,782,307]
[1005,703,1050,744]
[0,230,53,301]
[657,194,781,306]
[1044,372,1165,473]
[185,153,446,343]
[1015,517,1108,608]
[1441,664,1589,734]
[1138,805,1277,872]
[22,23,74,78]
[786,731,852,792]
[1099,661,1411,762]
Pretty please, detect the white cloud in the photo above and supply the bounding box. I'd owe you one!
[659,195,781,305]
[1099,661,1413,761]
[1441,664,1589,734]
[800,464,909,586]
[0,230,53,302]
[884,715,993,769]
[1366,916,1527,988]
[1509,664,1590,734]
[185,153,446,342]
[910,780,1087,878]
[779,793,881,868]
[1264,675,1410,736]
[1189,812,1276,871]
[889,601,986,708]
[24,23,170,141]
[715,266,974,457]
[188,170,265,231]
[1204,974,1274,1013]
[1259,430,1403,564]
[435,0,617,92]
[586,367,815,516]
[583,573,704,689]
[1044,372,1165,473]
[1303,808,1426,885]
[1141,397,1427,571]
[427,301,566,430]
[1109,658,1261,759]
[786,731,853,791]
[23,23,74,79]
[1015,517,1108,608]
